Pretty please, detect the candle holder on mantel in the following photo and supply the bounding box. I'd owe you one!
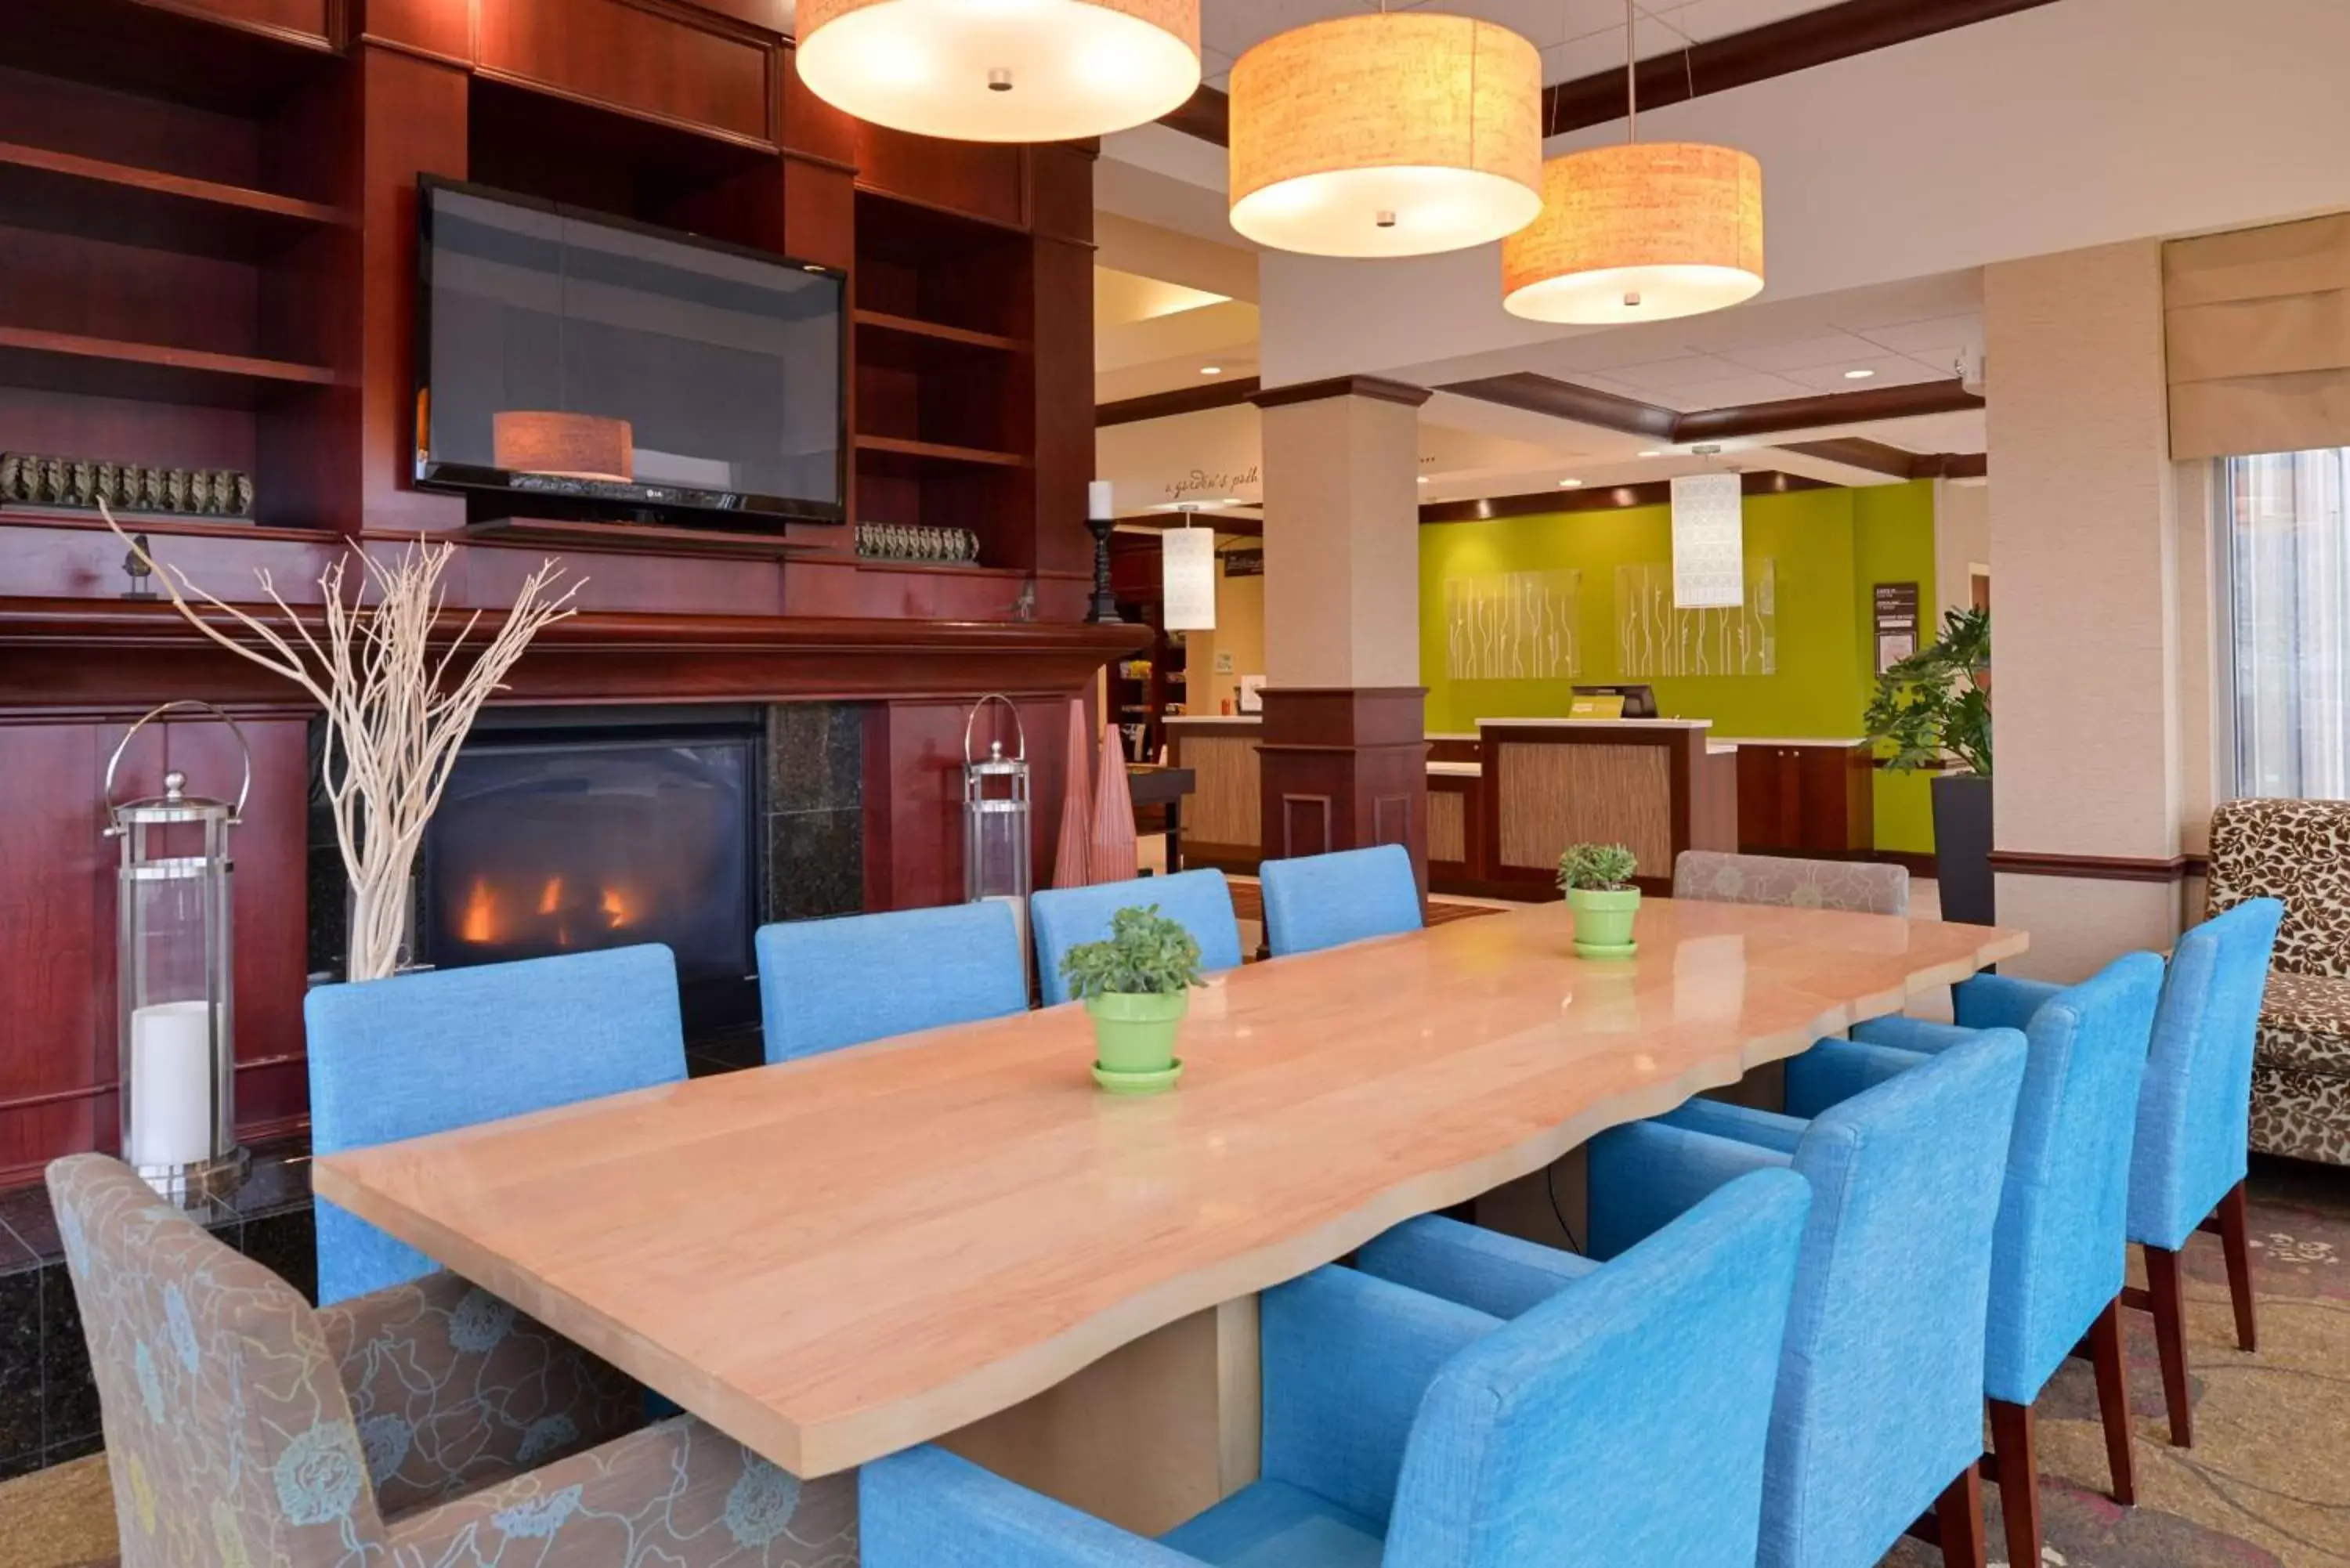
[1086,479,1123,624]
[103,702,251,1205]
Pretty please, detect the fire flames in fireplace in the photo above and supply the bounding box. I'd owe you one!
[453,873,645,952]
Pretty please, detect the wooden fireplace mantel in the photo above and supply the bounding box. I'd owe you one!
[0,598,1152,714]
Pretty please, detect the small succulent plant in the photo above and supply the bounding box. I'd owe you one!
[1060,904,1206,999]
[1556,842,1639,893]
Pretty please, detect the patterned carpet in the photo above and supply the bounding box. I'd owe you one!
[6,1163,2346,1568]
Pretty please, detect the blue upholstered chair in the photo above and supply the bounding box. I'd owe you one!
[305,945,689,1304]
[1259,844,1423,958]
[1031,869,1244,1006]
[1358,1030,2028,1568]
[757,901,1029,1063]
[1785,952,2165,1567]
[862,1168,1810,1568]
[2128,898,2286,1448]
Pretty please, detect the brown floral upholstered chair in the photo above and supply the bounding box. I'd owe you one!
[47,1154,858,1566]
[1672,850,1911,917]
[2207,798,2350,1165]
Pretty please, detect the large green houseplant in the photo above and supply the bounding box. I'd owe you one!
[1060,905,1204,1093]
[1557,842,1641,958]
[1864,605,1994,923]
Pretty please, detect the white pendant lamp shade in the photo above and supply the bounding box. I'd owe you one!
[1228,13,1543,258]
[1503,142,1764,323]
[1162,524,1216,631]
[1671,471,1744,609]
[795,0,1202,144]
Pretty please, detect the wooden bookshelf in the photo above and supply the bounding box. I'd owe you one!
[0,139,342,261]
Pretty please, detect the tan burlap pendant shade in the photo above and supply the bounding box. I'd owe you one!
[1228,13,1543,259]
[1503,142,1765,324]
[796,0,1201,144]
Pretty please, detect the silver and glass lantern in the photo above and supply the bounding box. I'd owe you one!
[103,701,250,1202]
[963,695,1034,942]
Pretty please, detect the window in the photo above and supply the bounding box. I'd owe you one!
[2225,450,2350,799]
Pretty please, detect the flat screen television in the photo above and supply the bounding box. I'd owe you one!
[414,177,845,526]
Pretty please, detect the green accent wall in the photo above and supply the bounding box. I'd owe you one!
[1419,480,1939,854]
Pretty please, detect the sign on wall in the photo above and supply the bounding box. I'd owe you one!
[1873,581,1921,673]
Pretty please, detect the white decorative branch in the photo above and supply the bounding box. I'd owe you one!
[103,505,582,981]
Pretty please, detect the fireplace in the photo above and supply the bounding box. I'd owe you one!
[419,711,762,1032]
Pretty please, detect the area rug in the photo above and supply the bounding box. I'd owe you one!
[9,1158,2346,1568]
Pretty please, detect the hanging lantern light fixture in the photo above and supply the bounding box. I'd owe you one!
[1503,0,1763,324]
[1161,510,1216,632]
[795,0,1202,144]
[1228,10,1543,258]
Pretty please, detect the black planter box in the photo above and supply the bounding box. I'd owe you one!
[1932,771,1995,925]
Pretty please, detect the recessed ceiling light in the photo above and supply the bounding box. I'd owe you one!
[1558,479,1583,488]
[1637,450,1662,458]
[1844,368,1876,380]
[1201,365,1224,375]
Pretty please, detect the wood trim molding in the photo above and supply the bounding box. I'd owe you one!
[1419,469,1830,524]
[1987,851,2210,883]
[1442,372,1981,445]
[1250,375,1431,411]
[1097,378,1262,427]
[1783,439,1990,482]
[1159,2,2062,150]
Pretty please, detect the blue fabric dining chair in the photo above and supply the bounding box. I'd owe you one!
[1259,844,1423,958]
[1357,1029,2028,1568]
[1784,952,2165,1568]
[2127,898,2284,1447]
[861,1167,1811,1568]
[1031,869,1245,1006]
[305,945,689,1304]
[757,901,1029,1063]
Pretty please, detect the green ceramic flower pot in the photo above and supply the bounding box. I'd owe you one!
[1567,886,1642,956]
[1086,989,1190,1076]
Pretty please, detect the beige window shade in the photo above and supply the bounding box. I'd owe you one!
[2167,212,2350,460]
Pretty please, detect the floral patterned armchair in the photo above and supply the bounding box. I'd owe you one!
[2207,798,2350,1164]
[47,1154,857,1566]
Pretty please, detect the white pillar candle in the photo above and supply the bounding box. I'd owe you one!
[128,999,216,1169]
[1088,480,1114,521]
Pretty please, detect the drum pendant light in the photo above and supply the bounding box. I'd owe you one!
[1228,9,1543,258]
[795,0,1202,144]
[1503,0,1763,323]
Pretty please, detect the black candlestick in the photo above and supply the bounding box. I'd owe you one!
[1086,513,1123,623]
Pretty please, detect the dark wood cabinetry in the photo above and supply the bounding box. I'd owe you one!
[1734,741,1876,856]
[0,0,1133,1183]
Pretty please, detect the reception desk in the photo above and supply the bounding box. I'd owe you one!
[1162,717,1263,873]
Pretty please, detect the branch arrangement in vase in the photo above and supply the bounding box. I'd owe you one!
[103,504,583,981]
[1865,605,1991,777]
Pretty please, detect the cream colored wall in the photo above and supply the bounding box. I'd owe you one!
[1260,394,1421,691]
[1188,561,1264,715]
[1933,479,1990,623]
[1985,239,2204,980]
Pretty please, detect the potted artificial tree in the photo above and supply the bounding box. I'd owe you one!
[1865,605,1993,924]
[1061,904,1205,1094]
[1557,843,1642,958]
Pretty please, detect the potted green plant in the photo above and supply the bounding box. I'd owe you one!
[1865,605,1993,925]
[1557,842,1642,958]
[1060,904,1205,1093]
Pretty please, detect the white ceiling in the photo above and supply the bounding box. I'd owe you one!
[1198,0,1850,91]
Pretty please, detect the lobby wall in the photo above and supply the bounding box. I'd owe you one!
[1418,482,1939,854]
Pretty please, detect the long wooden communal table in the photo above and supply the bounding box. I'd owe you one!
[314,898,2026,1534]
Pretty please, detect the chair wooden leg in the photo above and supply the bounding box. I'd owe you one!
[1987,1400,2041,1568]
[2217,1179,2258,1353]
[1936,1461,1988,1568]
[2089,1293,2136,1505]
[2146,1244,2194,1448]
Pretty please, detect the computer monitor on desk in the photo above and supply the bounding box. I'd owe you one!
[1571,685,1658,719]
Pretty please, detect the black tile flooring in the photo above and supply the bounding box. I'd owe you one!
[0,1139,316,1479]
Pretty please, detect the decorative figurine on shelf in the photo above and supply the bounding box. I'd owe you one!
[121,533,157,601]
[1086,479,1123,624]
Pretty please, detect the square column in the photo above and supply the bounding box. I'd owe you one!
[1250,377,1430,882]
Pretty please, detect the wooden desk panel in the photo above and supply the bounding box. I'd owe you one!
[316,900,2025,1480]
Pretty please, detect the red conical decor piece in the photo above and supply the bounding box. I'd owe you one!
[1090,721,1141,885]
[1052,697,1096,887]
